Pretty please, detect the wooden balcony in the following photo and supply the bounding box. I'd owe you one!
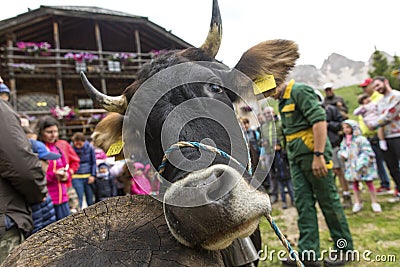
[0,47,152,138]
[0,46,155,79]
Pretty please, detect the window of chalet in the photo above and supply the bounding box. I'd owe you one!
[78,98,93,109]
[17,93,58,112]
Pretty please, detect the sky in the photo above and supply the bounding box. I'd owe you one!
[1,0,399,69]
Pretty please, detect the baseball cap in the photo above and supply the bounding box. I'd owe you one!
[323,83,333,90]
[314,89,324,105]
[98,162,109,170]
[0,83,10,94]
[30,139,61,160]
[359,78,372,87]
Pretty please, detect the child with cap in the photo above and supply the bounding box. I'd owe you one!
[92,162,117,202]
[29,139,59,234]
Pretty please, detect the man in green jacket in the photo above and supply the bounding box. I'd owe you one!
[259,79,354,267]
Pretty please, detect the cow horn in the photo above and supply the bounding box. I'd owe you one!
[200,0,222,58]
[80,72,127,114]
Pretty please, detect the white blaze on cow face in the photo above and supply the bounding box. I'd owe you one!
[163,164,271,250]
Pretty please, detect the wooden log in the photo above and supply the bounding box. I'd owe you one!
[2,196,223,267]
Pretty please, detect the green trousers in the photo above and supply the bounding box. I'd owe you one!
[290,155,353,260]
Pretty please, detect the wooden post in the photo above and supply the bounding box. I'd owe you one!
[6,38,17,109]
[53,21,67,139]
[53,21,64,107]
[95,22,107,94]
[134,30,142,68]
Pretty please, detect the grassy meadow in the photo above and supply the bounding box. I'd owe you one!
[333,85,364,120]
[258,181,400,266]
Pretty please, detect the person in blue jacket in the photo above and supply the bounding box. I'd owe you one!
[71,132,96,208]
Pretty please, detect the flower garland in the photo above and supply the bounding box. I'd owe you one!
[108,52,137,63]
[64,52,99,63]
[16,41,51,55]
[50,106,76,120]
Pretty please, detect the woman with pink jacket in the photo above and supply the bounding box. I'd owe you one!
[36,116,72,220]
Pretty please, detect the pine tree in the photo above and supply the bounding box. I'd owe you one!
[389,55,400,89]
[369,49,399,89]
[368,49,389,78]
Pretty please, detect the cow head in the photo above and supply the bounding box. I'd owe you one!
[83,0,298,251]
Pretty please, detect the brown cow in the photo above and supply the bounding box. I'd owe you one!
[82,0,298,262]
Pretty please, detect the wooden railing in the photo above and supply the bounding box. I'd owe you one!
[0,47,155,76]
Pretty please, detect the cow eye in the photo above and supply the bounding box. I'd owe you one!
[208,84,223,94]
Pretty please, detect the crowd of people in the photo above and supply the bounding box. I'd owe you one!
[0,77,160,264]
[1,72,399,266]
[249,77,400,210]
[245,76,400,266]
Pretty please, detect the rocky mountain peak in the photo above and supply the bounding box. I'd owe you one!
[288,52,371,89]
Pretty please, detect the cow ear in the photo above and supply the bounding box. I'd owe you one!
[91,112,124,159]
[234,39,299,91]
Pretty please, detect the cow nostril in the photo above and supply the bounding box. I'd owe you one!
[202,172,219,186]
[205,170,233,201]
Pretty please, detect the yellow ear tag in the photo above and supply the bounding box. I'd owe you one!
[106,140,124,157]
[253,74,276,95]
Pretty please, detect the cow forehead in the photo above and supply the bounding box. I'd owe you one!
[123,62,244,132]
[124,59,253,105]
[121,61,253,159]
[139,61,251,96]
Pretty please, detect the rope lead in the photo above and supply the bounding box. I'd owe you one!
[158,141,304,267]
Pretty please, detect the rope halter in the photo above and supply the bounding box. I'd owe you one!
[157,141,304,267]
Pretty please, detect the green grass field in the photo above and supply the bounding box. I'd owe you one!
[331,85,364,120]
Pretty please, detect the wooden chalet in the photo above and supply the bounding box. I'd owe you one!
[0,6,191,137]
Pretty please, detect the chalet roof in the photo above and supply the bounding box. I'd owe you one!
[0,5,192,49]
[41,6,143,18]
[0,5,144,30]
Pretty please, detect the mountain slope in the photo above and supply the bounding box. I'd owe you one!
[288,52,374,89]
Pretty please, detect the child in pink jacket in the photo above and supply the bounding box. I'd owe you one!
[130,162,152,195]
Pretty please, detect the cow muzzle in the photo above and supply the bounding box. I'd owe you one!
[163,164,271,250]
